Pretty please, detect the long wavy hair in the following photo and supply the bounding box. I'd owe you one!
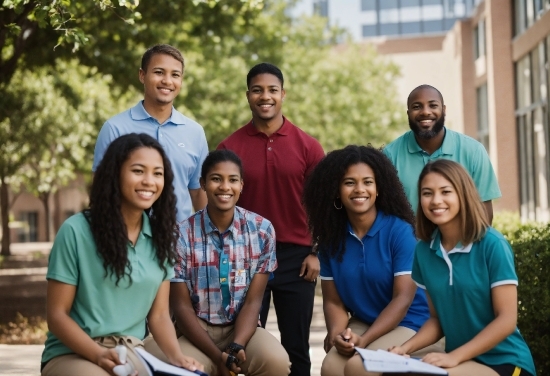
[88,133,178,285]
[303,145,414,261]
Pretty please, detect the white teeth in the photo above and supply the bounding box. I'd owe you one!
[352,197,368,202]
[431,208,446,213]
[137,191,154,198]
[420,120,432,124]
[260,104,272,108]
[217,195,231,199]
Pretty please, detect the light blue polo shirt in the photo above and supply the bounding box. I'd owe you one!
[41,212,175,363]
[383,128,501,212]
[412,228,536,375]
[93,101,208,222]
[319,212,429,331]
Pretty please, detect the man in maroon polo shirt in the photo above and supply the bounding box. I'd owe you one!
[217,63,324,376]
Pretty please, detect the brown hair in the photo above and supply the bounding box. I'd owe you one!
[416,159,489,243]
[141,44,184,72]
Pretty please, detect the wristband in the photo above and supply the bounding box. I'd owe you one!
[225,342,245,356]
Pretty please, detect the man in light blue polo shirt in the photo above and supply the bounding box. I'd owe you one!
[383,85,501,222]
[93,44,208,221]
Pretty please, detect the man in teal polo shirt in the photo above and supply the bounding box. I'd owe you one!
[383,85,501,222]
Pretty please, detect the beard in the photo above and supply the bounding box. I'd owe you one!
[409,115,445,140]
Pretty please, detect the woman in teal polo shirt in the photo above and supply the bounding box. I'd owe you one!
[303,145,432,376]
[41,134,203,375]
[389,160,536,376]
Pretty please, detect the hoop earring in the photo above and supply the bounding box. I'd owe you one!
[333,198,342,210]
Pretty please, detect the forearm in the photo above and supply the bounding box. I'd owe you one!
[175,308,221,362]
[400,317,443,354]
[232,301,261,347]
[324,301,349,339]
[48,312,104,364]
[148,311,185,364]
[189,188,207,212]
[360,295,412,346]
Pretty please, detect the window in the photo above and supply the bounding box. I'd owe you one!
[362,24,378,37]
[514,0,550,36]
[474,19,486,59]
[476,84,490,153]
[313,0,329,17]
[361,0,376,11]
[17,211,38,242]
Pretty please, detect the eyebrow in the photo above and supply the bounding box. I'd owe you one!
[151,67,182,74]
[250,85,280,89]
[130,163,164,169]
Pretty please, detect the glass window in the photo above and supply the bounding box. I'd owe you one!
[361,0,377,11]
[423,20,444,33]
[401,0,420,6]
[516,54,532,109]
[514,0,526,36]
[401,21,422,34]
[477,84,490,153]
[313,0,329,17]
[474,19,486,59]
[380,8,399,23]
[380,23,399,35]
[422,4,444,20]
[362,24,378,37]
[423,0,442,5]
[400,6,422,22]
[444,18,457,30]
[379,0,398,9]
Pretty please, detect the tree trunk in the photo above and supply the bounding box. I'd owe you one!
[40,192,52,242]
[1,177,11,256]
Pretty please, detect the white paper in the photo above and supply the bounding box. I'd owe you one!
[354,348,448,375]
[135,347,199,376]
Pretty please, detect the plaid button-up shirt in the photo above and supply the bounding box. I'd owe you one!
[174,206,277,324]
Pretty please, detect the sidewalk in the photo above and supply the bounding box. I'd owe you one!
[0,292,327,376]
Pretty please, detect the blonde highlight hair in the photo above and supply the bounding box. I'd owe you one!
[416,159,489,243]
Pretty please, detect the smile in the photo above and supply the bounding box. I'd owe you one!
[136,190,155,198]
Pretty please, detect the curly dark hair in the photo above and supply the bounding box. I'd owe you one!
[88,133,179,285]
[303,144,414,261]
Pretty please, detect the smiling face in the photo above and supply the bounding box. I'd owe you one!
[339,163,378,218]
[420,172,460,229]
[407,87,446,140]
[120,147,165,215]
[139,53,183,107]
[246,73,285,122]
[201,161,243,215]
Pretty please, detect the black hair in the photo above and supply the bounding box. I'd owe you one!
[201,149,243,180]
[303,145,414,261]
[246,62,284,89]
[141,44,184,72]
[89,133,178,285]
[407,84,444,106]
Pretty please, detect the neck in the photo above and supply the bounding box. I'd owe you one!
[438,224,462,251]
[143,99,173,124]
[207,206,234,233]
[252,114,284,137]
[121,208,143,245]
[348,208,377,239]
[414,128,445,155]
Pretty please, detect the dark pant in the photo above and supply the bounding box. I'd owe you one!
[260,242,316,376]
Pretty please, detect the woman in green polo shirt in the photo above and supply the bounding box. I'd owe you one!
[389,160,536,376]
[41,133,203,375]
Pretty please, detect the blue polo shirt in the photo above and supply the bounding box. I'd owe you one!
[383,128,501,212]
[412,228,535,375]
[319,212,429,331]
[93,101,208,222]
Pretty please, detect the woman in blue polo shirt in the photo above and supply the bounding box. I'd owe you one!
[303,145,431,376]
[41,134,202,375]
[389,159,536,376]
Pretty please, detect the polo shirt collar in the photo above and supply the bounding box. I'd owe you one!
[407,127,453,156]
[428,229,472,255]
[346,210,386,240]
[202,207,240,238]
[141,211,152,238]
[245,116,291,136]
[130,101,186,125]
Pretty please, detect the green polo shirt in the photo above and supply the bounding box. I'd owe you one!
[383,128,501,212]
[41,212,174,363]
[412,228,536,375]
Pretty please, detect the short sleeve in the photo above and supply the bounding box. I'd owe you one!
[470,145,501,202]
[93,121,118,171]
[485,233,518,288]
[46,221,80,285]
[254,222,277,274]
[172,231,190,283]
[411,243,426,289]
[188,128,209,190]
[305,140,325,177]
[319,250,334,279]
[390,221,416,276]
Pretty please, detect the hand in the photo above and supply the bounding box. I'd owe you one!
[323,333,334,353]
[388,346,410,357]
[333,328,361,357]
[422,352,460,368]
[95,348,138,376]
[169,354,204,372]
[218,351,241,375]
[299,254,320,282]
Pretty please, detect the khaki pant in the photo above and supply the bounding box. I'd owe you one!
[145,319,290,376]
[41,335,150,376]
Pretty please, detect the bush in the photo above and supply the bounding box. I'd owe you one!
[493,212,549,375]
[0,313,47,344]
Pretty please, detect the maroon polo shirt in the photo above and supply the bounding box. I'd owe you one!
[217,117,324,246]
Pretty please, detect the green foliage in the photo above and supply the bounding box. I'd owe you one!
[493,213,550,375]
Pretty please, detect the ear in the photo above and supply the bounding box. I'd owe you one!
[199,177,205,190]
[443,104,446,113]
[139,68,145,84]
[281,89,286,101]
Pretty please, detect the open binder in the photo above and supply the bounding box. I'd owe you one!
[134,348,208,376]
[355,348,448,375]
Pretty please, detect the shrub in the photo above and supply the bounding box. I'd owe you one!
[0,313,47,344]
[494,212,549,375]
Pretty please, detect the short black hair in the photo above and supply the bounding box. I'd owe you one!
[141,44,184,72]
[407,84,444,107]
[246,62,284,89]
[201,149,244,180]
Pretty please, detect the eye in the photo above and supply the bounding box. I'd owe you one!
[421,191,432,197]
[132,169,143,174]
[154,171,164,176]
[344,181,354,186]
[172,73,181,78]
[251,89,261,94]
[230,178,239,183]
[270,89,278,93]
[442,190,452,195]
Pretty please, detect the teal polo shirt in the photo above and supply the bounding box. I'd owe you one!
[412,228,536,375]
[383,128,501,212]
[41,212,174,363]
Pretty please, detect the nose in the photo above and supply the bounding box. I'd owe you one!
[259,89,269,100]
[419,104,431,116]
[354,182,366,192]
[219,179,230,190]
[142,172,154,185]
